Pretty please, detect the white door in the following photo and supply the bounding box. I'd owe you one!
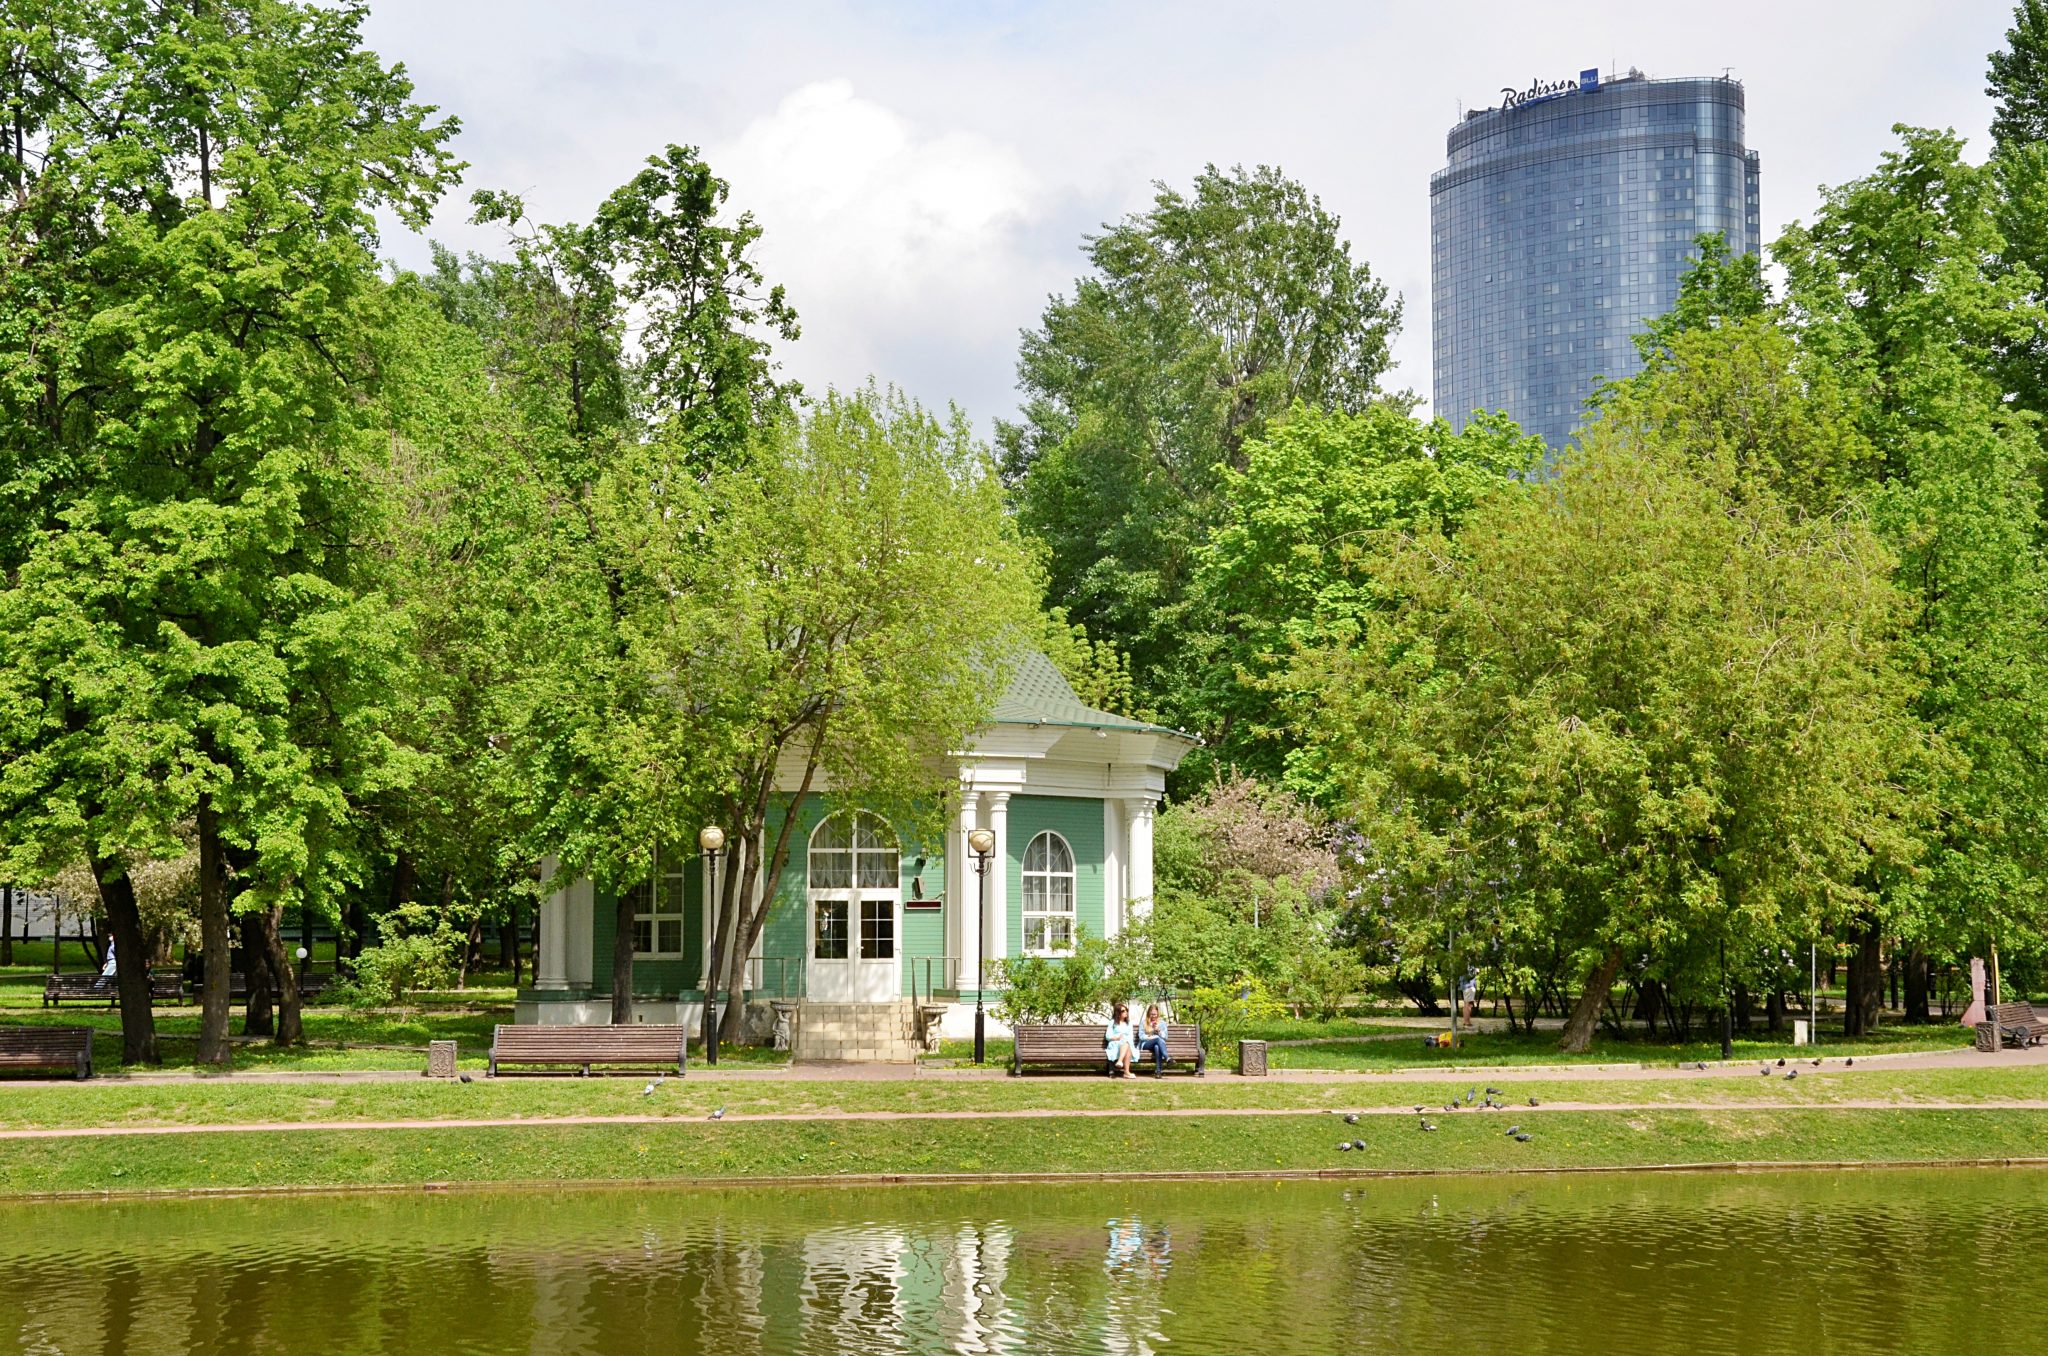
[807,812,900,1003]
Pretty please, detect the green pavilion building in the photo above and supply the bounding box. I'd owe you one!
[516,653,1196,1057]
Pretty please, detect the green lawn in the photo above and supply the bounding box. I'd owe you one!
[3,1062,2044,1134]
[5,1105,2046,1198]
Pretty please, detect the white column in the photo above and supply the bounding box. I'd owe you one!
[565,877,594,988]
[1102,799,1126,939]
[987,792,1011,971]
[957,791,983,992]
[535,856,569,991]
[1122,798,1156,920]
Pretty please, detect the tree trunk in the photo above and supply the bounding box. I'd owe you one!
[194,803,233,1069]
[90,859,159,1065]
[508,902,523,987]
[1843,919,1883,1037]
[1766,987,1784,1033]
[1560,946,1625,1053]
[1,885,11,966]
[458,911,483,990]
[1904,948,1930,1024]
[1732,982,1752,1035]
[241,910,275,1037]
[610,884,637,1024]
[258,904,302,1046]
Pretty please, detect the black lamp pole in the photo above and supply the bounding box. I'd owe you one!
[700,826,726,1068]
[969,828,995,1064]
[1720,937,1733,1061]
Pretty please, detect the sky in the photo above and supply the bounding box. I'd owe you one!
[360,1,2015,431]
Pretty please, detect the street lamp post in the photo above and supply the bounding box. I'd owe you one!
[968,828,996,1064]
[699,825,726,1068]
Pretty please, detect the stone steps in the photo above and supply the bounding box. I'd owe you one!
[795,1001,922,1063]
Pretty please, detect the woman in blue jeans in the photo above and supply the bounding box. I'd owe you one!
[1136,1003,1171,1076]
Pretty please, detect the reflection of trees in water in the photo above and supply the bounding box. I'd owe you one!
[6,1173,2048,1353]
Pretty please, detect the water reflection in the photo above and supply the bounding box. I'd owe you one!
[0,1168,2043,1354]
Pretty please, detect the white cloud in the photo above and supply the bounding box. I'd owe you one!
[710,80,1049,416]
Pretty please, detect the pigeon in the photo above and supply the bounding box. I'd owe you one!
[1337,1140,1354,1152]
[1695,1061,1710,1071]
[1445,1103,1459,1113]
[1351,1139,1367,1150]
[641,1081,659,1097]
[1485,1087,1502,1097]
[1760,1067,1772,1077]
[1505,1126,1521,1136]
[709,1105,727,1120]
[1811,1058,1822,1067]
[1419,1118,1438,1132]
[1527,1097,1540,1107]
[1344,1113,1360,1125]
[1413,1105,1427,1114]
[457,1072,472,1084]
[1513,1132,1533,1142]
[1777,1058,1786,1067]
[1785,1069,1798,1080]
[1465,1087,1477,1103]
[1846,1058,1855,1067]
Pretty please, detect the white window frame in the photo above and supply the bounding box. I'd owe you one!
[629,847,688,959]
[1021,831,1077,956]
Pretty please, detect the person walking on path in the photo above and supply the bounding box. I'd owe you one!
[93,938,117,992]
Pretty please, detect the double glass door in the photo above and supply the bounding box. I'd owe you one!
[807,813,899,1002]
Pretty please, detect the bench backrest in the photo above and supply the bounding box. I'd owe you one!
[1013,1024,1105,1056]
[491,1024,689,1059]
[0,1026,93,1056]
[1988,1001,2041,1025]
[1014,1022,1204,1055]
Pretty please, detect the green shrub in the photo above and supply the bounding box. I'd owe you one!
[334,920,460,1007]
[991,930,1109,1023]
[1179,976,1286,1046]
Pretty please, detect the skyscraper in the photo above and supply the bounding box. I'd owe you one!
[1430,69,1760,450]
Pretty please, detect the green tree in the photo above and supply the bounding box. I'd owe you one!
[1988,0,2048,150]
[623,386,1042,1046]
[1777,126,2048,1023]
[1191,404,1537,781]
[1000,165,1402,724]
[0,0,459,1064]
[1295,419,1925,1052]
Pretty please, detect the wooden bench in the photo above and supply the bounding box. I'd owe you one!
[487,1024,689,1077]
[42,972,183,1007]
[1977,1001,2048,1051]
[1010,1022,1206,1076]
[0,1026,94,1080]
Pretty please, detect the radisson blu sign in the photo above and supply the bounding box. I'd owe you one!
[1498,68,1600,111]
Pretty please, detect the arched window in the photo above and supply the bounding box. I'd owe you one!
[1021,831,1076,955]
[808,811,900,962]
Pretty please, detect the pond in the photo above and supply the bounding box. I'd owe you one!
[0,1168,2037,1354]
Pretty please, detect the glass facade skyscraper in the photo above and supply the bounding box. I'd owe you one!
[1430,71,1760,450]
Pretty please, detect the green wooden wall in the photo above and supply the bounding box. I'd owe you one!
[1004,794,1105,958]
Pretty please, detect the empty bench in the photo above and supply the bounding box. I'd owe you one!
[43,972,184,1007]
[1976,1001,2048,1051]
[0,1026,94,1080]
[1010,1022,1205,1076]
[487,1024,690,1077]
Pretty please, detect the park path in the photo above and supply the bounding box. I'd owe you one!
[26,1040,2045,1086]
[6,1096,2048,1141]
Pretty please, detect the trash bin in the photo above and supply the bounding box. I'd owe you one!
[1238,1038,1268,1077]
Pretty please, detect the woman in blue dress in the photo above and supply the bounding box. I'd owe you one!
[1104,1002,1136,1078]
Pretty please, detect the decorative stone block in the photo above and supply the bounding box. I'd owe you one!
[426,1039,458,1079]
[1237,1038,1268,1077]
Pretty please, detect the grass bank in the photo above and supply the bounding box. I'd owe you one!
[3,1062,2045,1131]
[5,1106,2045,1199]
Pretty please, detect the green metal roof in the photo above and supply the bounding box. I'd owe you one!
[990,651,1194,740]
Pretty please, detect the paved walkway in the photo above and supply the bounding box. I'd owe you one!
[23,1041,2040,1086]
